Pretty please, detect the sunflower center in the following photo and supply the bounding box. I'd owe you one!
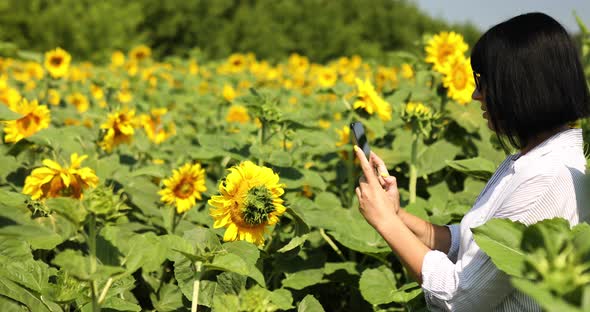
[174,180,195,199]
[241,185,275,225]
[17,114,41,136]
[50,56,63,66]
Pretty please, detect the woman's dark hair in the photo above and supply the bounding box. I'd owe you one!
[471,12,590,150]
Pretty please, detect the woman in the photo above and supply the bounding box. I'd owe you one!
[354,12,590,311]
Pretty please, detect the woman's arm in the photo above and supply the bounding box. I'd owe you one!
[398,209,452,253]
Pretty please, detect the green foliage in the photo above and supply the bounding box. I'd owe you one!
[0,0,480,63]
[473,218,590,311]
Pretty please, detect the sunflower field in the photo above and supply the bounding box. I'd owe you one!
[0,14,590,312]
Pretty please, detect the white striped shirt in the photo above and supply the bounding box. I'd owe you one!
[421,128,587,311]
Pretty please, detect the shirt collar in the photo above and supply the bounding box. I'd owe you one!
[511,128,583,171]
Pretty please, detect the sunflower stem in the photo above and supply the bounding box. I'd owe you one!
[319,228,346,261]
[168,205,177,234]
[88,213,100,312]
[191,261,203,312]
[409,131,419,204]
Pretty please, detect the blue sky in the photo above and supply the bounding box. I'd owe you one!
[412,0,590,33]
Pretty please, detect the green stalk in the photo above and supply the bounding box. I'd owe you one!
[168,205,176,234]
[88,214,100,312]
[409,131,419,204]
[191,261,203,312]
[320,228,346,261]
[257,119,267,166]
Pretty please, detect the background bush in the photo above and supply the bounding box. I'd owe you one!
[0,0,481,62]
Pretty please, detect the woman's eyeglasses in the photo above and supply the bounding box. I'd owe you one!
[473,71,482,91]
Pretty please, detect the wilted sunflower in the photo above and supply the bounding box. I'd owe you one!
[353,78,392,121]
[44,48,72,79]
[141,108,176,144]
[23,153,99,200]
[3,98,50,143]
[159,162,207,213]
[442,54,475,105]
[209,161,286,246]
[99,108,136,152]
[425,31,468,73]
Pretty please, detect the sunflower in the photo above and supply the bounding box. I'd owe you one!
[23,153,99,200]
[44,48,72,79]
[425,31,468,73]
[400,63,414,80]
[405,101,432,117]
[442,54,475,105]
[0,87,22,108]
[90,84,104,100]
[223,84,237,102]
[66,92,90,113]
[47,89,61,106]
[111,51,126,67]
[353,78,392,121]
[209,161,286,246]
[99,108,136,152]
[141,108,176,144]
[317,67,338,88]
[159,162,207,213]
[335,125,350,147]
[226,105,250,124]
[129,45,151,62]
[227,53,247,73]
[3,98,50,143]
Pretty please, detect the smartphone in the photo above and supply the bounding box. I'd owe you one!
[350,122,371,159]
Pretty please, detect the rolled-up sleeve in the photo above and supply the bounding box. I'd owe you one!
[421,247,513,311]
[446,224,461,263]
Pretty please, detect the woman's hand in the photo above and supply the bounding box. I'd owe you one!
[369,151,400,214]
[353,146,401,231]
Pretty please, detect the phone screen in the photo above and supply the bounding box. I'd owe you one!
[350,122,371,159]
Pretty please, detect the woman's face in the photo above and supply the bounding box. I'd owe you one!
[472,87,494,130]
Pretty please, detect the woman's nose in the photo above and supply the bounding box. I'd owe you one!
[472,88,483,101]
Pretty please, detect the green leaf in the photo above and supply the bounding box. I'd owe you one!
[359,266,398,305]
[222,241,265,285]
[151,282,183,312]
[471,219,527,277]
[511,278,582,312]
[129,165,167,178]
[301,193,389,253]
[101,296,142,312]
[0,279,52,312]
[52,249,124,281]
[0,295,27,311]
[417,140,460,176]
[0,238,32,262]
[0,104,21,121]
[0,258,54,293]
[45,197,87,227]
[269,288,294,310]
[206,253,249,276]
[447,100,483,133]
[212,293,240,312]
[0,224,63,250]
[278,233,310,253]
[297,294,325,312]
[446,157,496,181]
[282,268,325,290]
[324,262,359,276]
